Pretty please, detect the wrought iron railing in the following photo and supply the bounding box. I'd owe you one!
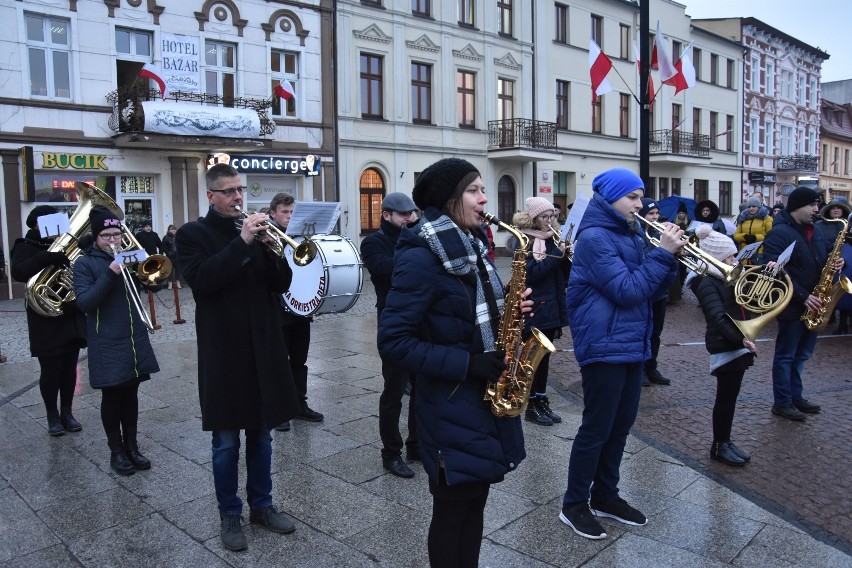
[778,155,819,172]
[649,129,710,158]
[106,88,276,135]
[487,119,557,150]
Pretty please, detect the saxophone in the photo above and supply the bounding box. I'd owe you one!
[481,213,557,417]
[801,217,852,332]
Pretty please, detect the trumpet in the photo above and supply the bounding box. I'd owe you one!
[547,223,575,260]
[635,215,742,285]
[234,206,317,266]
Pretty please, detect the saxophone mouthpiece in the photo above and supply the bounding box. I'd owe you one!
[481,212,500,225]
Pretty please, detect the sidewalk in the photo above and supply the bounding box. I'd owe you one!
[1,258,851,567]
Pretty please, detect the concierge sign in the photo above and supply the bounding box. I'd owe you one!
[207,152,321,176]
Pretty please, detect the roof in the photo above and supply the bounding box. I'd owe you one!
[693,17,830,61]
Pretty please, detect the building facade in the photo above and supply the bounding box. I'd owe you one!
[1,0,335,300]
[819,99,852,202]
[693,17,829,206]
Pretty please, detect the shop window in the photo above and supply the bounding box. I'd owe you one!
[359,168,384,233]
[26,13,71,99]
[271,50,299,118]
[31,174,115,216]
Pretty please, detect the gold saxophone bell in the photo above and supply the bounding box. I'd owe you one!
[235,206,317,266]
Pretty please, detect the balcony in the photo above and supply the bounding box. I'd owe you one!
[778,154,819,173]
[487,118,560,162]
[649,129,711,162]
[106,87,276,152]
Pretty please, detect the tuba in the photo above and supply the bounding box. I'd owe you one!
[481,213,556,417]
[26,182,123,317]
[801,218,852,332]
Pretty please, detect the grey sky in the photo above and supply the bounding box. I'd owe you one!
[679,0,849,82]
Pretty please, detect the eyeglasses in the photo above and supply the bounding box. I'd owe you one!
[537,214,555,220]
[99,233,123,241]
[209,186,246,196]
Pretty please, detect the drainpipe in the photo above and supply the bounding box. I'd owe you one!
[531,1,537,197]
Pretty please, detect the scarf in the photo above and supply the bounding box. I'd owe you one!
[521,228,552,261]
[419,211,504,351]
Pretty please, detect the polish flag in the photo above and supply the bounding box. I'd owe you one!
[652,21,678,83]
[635,41,655,110]
[273,80,296,100]
[589,39,613,102]
[664,41,697,96]
[138,63,167,100]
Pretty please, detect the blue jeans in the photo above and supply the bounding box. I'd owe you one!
[211,429,273,516]
[772,319,817,406]
[563,362,642,508]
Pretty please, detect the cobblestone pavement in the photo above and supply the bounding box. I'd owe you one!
[548,286,852,555]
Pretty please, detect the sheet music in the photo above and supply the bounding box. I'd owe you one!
[562,194,589,242]
[773,242,796,276]
[37,213,71,239]
[735,241,762,262]
[286,202,341,236]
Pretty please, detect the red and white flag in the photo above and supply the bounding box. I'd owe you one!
[652,21,678,83]
[138,63,167,101]
[589,39,613,102]
[635,41,655,110]
[664,41,696,96]
[273,80,296,101]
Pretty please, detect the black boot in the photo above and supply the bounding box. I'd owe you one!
[710,441,746,467]
[124,439,151,471]
[46,409,65,437]
[524,398,553,426]
[59,407,82,432]
[539,396,562,423]
[107,433,135,476]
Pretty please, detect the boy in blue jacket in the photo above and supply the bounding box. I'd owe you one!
[560,168,685,540]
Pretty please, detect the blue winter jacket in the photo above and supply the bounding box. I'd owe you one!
[378,213,525,486]
[73,246,159,388]
[567,193,677,366]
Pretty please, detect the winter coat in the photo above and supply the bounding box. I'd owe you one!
[73,246,158,388]
[689,274,747,354]
[360,217,403,313]
[693,200,728,236]
[378,212,525,486]
[567,193,677,366]
[10,230,86,358]
[135,230,162,255]
[733,211,773,253]
[639,226,678,303]
[176,209,299,431]
[762,209,833,320]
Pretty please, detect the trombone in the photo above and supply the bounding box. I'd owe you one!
[108,241,172,333]
[234,206,317,266]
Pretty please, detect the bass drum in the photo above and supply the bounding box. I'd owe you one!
[282,234,363,316]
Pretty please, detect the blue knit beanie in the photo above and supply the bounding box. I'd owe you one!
[592,168,645,203]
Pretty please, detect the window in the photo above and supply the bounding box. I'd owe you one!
[719,181,732,215]
[591,15,603,47]
[750,56,759,90]
[457,70,476,128]
[498,0,513,37]
[750,117,759,152]
[693,107,701,135]
[834,147,840,174]
[359,168,385,234]
[619,93,629,138]
[692,48,702,81]
[726,115,734,151]
[554,172,568,197]
[25,13,71,98]
[672,103,682,130]
[412,0,430,16]
[659,177,669,199]
[798,74,806,105]
[671,178,681,196]
[555,4,568,44]
[765,120,774,155]
[271,51,298,118]
[726,58,734,88]
[710,111,718,149]
[592,96,602,134]
[498,175,517,225]
[808,128,815,155]
[116,28,151,57]
[845,149,850,175]
[646,177,656,200]
[205,41,236,104]
[694,179,708,203]
[115,28,153,101]
[810,79,818,108]
[556,80,569,129]
[360,53,383,118]
[498,78,514,122]
[798,127,805,154]
[766,63,774,96]
[672,41,682,62]
[780,125,793,155]
[411,62,432,123]
[620,24,630,59]
[823,143,829,171]
[458,0,474,26]
[781,70,793,100]
[710,53,718,84]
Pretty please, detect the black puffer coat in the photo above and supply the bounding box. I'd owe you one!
[10,230,86,357]
[689,274,747,354]
[177,209,299,431]
[73,246,158,388]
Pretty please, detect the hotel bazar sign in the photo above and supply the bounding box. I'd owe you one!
[41,152,109,170]
[208,153,320,176]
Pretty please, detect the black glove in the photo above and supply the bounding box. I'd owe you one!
[467,350,507,384]
[41,251,70,268]
[743,234,757,244]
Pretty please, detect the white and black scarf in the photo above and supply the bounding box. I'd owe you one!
[419,211,504,351]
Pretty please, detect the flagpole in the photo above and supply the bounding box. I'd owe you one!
[609,64,638,101]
